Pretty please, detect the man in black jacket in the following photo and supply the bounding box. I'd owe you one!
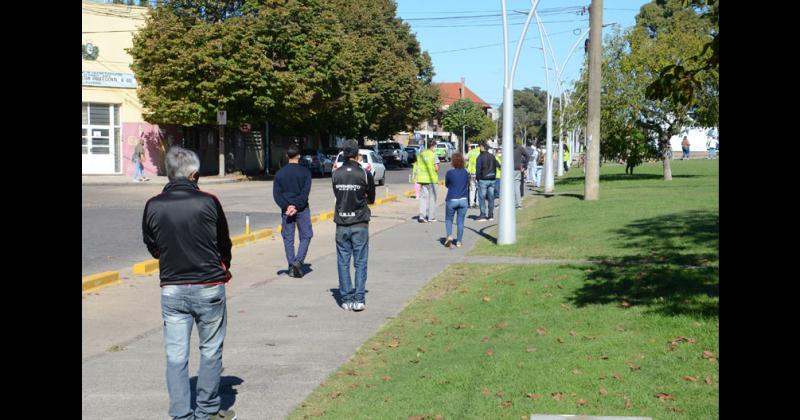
[474,142,498,221]
[142,146,236,420]
[332,139,376,312]
[273,144,313,278]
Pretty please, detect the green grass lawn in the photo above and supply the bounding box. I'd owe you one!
[289,159,719,420]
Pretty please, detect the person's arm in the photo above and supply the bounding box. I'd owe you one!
[273,174,290,211]
[445,170,452,189]
[366,170,376,204]
[297,168,312,210]
[476,156,483,178]
[214,197,233,269]
[142,201,159,259]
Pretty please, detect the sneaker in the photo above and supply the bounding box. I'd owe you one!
[341,302,352,311]
[292,262,304,278]
[352,302,365,311]
[287,267,297,278]
[488,216,494,221]
[456,241,462,248]
[444,236,453,248]
[428,218,437,223]
[476,217,487,222]
[418,217,427,223]
[209,409,237,420]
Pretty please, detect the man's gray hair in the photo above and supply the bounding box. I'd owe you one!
[165,146,201,181]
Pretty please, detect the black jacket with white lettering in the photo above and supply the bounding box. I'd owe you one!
[332,159,376,226]
[142,180,232,286]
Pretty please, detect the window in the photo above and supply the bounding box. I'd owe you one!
[82,103,120,158]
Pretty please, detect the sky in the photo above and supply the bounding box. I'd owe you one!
[395,0,652,108]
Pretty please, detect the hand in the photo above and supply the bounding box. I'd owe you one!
[286,205,297,216]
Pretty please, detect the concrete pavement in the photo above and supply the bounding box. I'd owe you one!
[82,183,510,419]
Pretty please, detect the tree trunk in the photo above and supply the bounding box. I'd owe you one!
[661,134,672,181]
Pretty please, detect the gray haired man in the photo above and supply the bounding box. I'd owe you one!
[142,147,237,420]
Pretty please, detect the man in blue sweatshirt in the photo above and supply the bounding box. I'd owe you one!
[273,144,313,278]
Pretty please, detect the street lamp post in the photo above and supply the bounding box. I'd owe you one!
[498,0,540,245]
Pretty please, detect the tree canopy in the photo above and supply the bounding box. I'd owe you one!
[441,99,488,144]
[128,0,440,140]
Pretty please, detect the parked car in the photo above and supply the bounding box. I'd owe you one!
[404,145,419,164]
[300,149,333,177]
[332,149,386,186]
[374,141,408,167]
[323,147,340,161]
[435,142,454,162]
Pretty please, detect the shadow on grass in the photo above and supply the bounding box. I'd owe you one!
[568,210,718,318]
[556,173,701,186]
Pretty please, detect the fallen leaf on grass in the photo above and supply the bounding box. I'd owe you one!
[543,293,553,298]
[500,400,513,408]
[621,301,631,308]
[626,362,641,371]
[560,303,570,310]
[537,327,547,336]
[494,322,509,329]
[551,392,564,401]
[705,376,714,385]
[576,399,588,407]
[569,330,577,336]
[526,347,537,353]
[382,376,392,382]
[582,336,596,341]
[557,284,564,289]
[527,393,542,400]
[571,368,582,375]
[556,338,564,344]
[624,397,632,408]
[495,390,504,397]
[599,374,607,380]
[425,332,435,337]
[481,336,490,342]
[417,346,427,353]
[655,392,674,401]
[615,325,626,332]
[485,348,494,357]
[482,387,491,396]
[429,317,441,325]
[600,355,609,360]
[702,351,717,362]
[482,296,491,303]
[329,391,342,399]
[372,344,381,352]
[388,339,400,348]
[683,375,699,382]
[599,388,608,396]
[311,411,325,417]
[454,324,467,330]
[612,373,622,380]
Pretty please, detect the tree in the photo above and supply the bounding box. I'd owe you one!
[441,99,486,146]
[471,115,497,143]
[498,87,555,145]
[128,0,439,144]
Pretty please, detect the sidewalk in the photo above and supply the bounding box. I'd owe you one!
[82,186,511,419]
[82,174,253,186]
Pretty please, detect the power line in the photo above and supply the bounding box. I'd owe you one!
[428,28,583,54]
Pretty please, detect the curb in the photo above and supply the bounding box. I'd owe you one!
[87,192,404,292]
[82,271,121,294]
[132,259,159,275]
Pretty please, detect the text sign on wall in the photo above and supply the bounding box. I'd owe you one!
[82,71,137,88]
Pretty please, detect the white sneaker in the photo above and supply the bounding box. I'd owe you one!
[341,302,352,311]
[352,302,365,311]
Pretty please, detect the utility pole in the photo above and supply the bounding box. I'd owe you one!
[584,0,603,200]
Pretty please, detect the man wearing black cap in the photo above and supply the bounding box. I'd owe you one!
[332,140,376,311]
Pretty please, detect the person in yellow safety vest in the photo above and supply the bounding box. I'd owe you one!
[563,145,570,173]
[494,150,502,204]
[416,141,440,222]
[466,144,481,208]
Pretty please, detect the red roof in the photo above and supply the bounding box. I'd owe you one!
[434,82,491,110]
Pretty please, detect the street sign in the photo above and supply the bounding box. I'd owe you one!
[217,110,227,125]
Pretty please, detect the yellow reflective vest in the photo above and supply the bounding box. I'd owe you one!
[466,147,480,175]
[495,154,502,179]
[416,149,439,184]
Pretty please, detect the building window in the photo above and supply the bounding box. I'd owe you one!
[82,103,121,159]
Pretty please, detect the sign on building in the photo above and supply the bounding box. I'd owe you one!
[82,71,137,88]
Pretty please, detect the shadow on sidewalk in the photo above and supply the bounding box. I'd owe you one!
[189,375,244,411]
[275,263,314,277]
[464,224,497,245]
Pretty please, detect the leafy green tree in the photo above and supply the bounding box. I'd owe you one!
[470,115,497,143]
[441,99,486,145]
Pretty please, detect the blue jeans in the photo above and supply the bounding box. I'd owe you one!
[133,159,145,179]
[682,148,690,159]
[336,224,369,304]
[494,179,501,202]
[708,148,716,158]
[161,284,227,420]
[477,179,495,218]
[281,207,314,269]
[445,198,468,242]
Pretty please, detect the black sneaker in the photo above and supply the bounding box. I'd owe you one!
[292,262,304,278]
[287,267,297,277]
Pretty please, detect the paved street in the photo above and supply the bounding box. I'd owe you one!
[82,163,450,276]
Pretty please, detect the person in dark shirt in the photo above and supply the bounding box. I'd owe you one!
[474,142,498,221]
[444,153,469,248]
[273,144,313,278]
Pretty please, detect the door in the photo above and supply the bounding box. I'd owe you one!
[82,103,120,174]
